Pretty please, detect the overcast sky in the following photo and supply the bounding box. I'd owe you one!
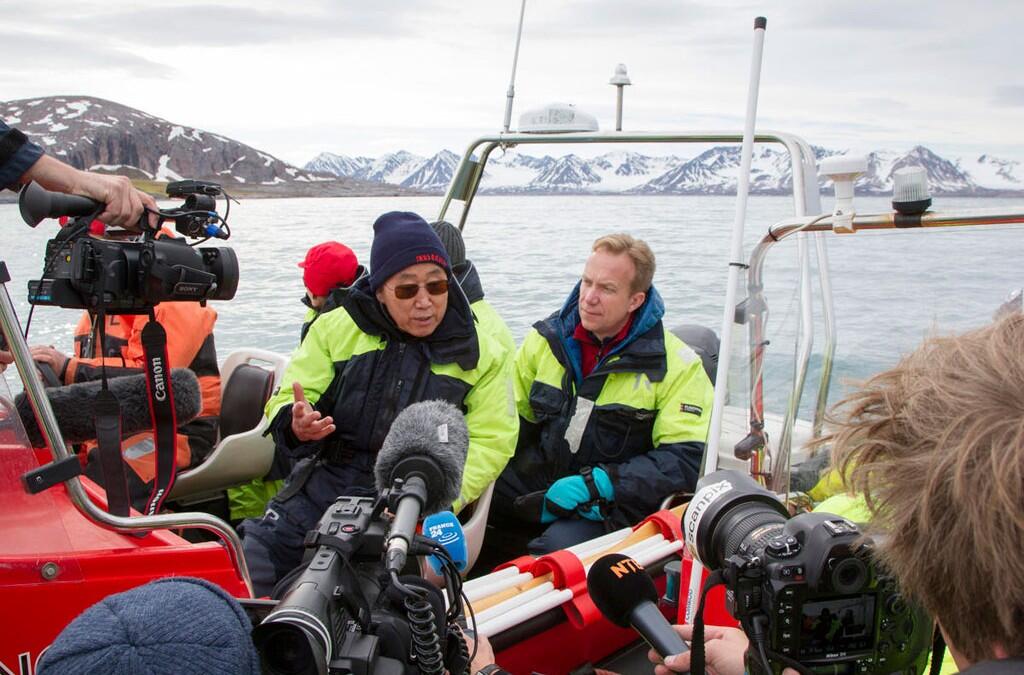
[2,0,1022,165]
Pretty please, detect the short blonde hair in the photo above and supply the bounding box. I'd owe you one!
[592,233,656,294]
[826,314,1024,662]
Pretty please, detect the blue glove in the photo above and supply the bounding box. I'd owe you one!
[542,475,589,523]
[542,468,615,523]
[579,467,614,521]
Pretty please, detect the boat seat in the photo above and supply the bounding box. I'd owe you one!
[168,349,288,501]
[219,364,274,438]
[420,481,495,587]
[670,324,720,384]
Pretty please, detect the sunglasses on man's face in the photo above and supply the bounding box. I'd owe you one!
[390,279,449,300]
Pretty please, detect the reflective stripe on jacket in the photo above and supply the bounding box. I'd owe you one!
[265,275,518,511]
[69,303,221,481]
[503,283,713,523]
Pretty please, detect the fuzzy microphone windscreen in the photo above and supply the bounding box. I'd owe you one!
[16,368,202,447]
[373,399,469,513]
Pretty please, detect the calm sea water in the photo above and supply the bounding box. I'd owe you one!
[2,194,1023,417]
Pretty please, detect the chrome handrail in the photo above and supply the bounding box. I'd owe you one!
[750,207,1024,488]
[0,273,253,597]
[437,128,828,487]
[438,130,819,226]
[812,233,836,437]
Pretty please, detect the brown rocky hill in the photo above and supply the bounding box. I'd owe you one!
[0,95,415,197]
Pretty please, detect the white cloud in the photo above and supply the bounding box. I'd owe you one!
[1,0,1021,164]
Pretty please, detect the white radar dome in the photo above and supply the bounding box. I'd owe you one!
[518,103,599,134]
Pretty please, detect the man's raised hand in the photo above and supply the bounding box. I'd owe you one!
[290,381,335,442]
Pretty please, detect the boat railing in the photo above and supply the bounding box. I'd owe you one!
[0,263,253,596]
[752,206,1024,494]
[438,129,835,489]
[437,129,822,228]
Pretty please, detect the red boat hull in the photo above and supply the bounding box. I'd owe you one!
[0,440,247,674]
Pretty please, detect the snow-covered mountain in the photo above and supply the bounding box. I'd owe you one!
[1,95,329,186]
[306,144,1024,196]
[4,95,1017,198]
[401,150,461,191]
[305,152,371,179]
[0,95,411,197]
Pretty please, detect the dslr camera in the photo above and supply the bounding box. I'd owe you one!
[20,180,238,313]
[685,470,931,675]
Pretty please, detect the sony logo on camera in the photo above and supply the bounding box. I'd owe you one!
[172,282,208,298]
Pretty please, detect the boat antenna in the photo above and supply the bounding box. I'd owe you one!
[502,0,528,133]
[684,15,768,626]
[609,64,632,131]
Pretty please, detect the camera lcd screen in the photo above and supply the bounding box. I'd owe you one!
[798,595,876,660]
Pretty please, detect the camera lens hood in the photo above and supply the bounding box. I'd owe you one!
[684,469,788,569]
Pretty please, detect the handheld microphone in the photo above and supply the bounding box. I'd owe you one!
[587,553,690,662]
[422,510,468,575]
[373,400,469,572]
[15,369,202,447]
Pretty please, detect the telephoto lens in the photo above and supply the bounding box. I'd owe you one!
[684,469,789,570]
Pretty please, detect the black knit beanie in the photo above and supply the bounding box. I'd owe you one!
[369,211,450,291]
[430,220,466,267]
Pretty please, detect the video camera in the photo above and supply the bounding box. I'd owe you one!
[20,180,238,313]
[252,400,474,675]
[252,494,469,675]
[685,470,932,675]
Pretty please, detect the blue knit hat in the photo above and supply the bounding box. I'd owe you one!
[369,211,450,291]
[38,577,259,675]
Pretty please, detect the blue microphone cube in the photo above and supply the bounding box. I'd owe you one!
[423,511,468,574]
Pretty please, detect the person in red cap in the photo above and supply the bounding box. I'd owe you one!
[226,242,363,522]
[298,241,363,344]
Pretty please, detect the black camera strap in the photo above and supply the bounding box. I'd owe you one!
[93,309,132,517]
[140,313,178,515]
[690,568,725,675]
[929,628,946,675]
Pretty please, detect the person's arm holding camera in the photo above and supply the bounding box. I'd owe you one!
[25,155,157,230]
[1,121,156,230]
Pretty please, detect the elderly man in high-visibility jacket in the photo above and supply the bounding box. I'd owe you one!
[241,212,518,596]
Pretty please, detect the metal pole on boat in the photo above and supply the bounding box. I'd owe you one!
[609,64,632,131]
[502,0,528,133]
[684,16,768,625]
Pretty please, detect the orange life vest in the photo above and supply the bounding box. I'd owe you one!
[68,303,221,482]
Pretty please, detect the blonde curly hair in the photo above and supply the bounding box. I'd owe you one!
[591,233,656,294]
[826,314,1024,662]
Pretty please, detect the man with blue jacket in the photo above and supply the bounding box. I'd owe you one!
[494,233,714,553]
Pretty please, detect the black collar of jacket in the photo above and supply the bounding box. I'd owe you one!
[535,309,669,383]
[453,260,484,304]
[343,274,480,371]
